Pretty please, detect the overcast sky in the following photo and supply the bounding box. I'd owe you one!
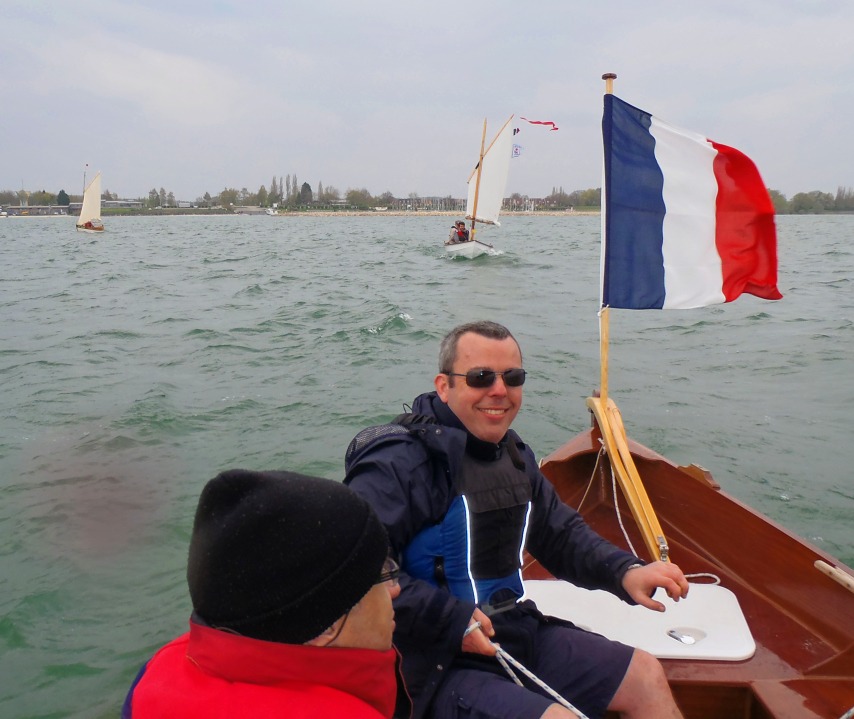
[3,1,853,202]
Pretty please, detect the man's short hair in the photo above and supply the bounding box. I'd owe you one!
[438,321,522,374]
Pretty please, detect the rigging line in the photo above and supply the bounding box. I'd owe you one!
[610,464,721,583]
[494,651,523,687]
[604,440,721,583]
[685,572,721,585]
[576,443,605,513]
[611,463,640,557]
[491,644,590,719]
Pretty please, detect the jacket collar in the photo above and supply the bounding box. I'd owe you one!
[415,391,506,459]
[186,621,402,717]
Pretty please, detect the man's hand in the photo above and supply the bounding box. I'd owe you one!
[461,607,496,655]
[621,561,690,612]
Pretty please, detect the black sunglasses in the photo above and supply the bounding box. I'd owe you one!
[375,557,400,587]
[445,368,527,389]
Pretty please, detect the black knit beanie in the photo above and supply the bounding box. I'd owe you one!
[187,469,389,644]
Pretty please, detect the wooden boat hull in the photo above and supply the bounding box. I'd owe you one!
[525,418,854,719]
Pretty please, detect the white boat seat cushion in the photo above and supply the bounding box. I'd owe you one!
[522,580,755,661]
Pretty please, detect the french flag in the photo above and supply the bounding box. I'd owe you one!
[602,94,782,309]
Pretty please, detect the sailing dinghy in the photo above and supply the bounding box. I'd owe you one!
[445,116,514,259]
[521,75,854,719]
[76,171,104,233]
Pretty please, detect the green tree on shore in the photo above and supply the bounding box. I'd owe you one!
[299,182,313,204]
[346,188,374,209]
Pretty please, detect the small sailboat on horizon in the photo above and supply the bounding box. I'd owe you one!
[76,171,104,233]
[445,115,514,259]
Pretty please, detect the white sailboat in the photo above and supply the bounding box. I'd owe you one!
[76,171,104,233]
[445,115,514,259]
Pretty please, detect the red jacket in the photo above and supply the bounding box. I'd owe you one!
[123,621,405,718]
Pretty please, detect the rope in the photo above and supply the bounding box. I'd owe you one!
[494,649,523,687]
[838,707,854,719]
[684,572,720,584]
[490,643,591,719]
[598,438,723,585]
[575,444,604,513]
[610,460,640,557]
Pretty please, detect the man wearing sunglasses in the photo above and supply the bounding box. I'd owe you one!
[123,470,409,719]
[345,321,687,719]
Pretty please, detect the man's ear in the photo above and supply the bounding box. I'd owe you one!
[304,617,345,647]
[435,372,450,402]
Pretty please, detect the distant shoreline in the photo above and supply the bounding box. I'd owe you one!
[4,209,600,219]
[265,210,600,218]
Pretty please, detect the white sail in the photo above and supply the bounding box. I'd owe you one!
[77,172,103,229]
[466,116,514,226]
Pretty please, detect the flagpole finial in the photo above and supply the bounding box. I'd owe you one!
[602,73,617,95]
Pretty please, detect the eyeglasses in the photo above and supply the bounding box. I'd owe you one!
[444,368,527,389]
[375,557,400,587]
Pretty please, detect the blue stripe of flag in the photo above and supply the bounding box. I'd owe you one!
[602,95,667,309]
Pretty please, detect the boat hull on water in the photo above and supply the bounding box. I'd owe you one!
[76,219,104,233]
[444,240,492,259]
[523,410,854,719]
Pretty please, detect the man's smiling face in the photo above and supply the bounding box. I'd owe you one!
[434,332,523,444]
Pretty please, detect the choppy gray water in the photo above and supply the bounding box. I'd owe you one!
[1,213,852,718]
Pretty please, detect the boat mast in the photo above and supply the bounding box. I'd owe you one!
[468,119,488,244]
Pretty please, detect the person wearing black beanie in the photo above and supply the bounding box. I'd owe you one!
[123,470,409,719]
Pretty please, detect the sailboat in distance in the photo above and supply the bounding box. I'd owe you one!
[76,171,104,233]
[445,115,514,259]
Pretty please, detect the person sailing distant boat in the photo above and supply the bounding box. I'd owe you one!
[445,221,470,245]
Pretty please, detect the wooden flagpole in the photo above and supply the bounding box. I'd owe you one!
[586,72,671,563]
[600,73,616,408]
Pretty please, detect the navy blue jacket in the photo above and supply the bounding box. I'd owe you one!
[344,391,640,718]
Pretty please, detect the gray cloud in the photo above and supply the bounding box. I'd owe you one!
[3,0,852,201]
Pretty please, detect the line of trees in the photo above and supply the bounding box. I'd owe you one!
[4,184,854,215]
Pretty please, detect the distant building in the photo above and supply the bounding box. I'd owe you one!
[64,198,145,214]
[3,205,68,216]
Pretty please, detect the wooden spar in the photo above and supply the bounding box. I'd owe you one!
[468,118,488,245]
[586,395,671,562]
[590,71,671,563]
[599,307,610,409]
[466,115,516,184]
[465,114,514,246]
[600,73,616,407]
[816,560,854,594]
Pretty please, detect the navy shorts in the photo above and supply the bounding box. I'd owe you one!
[428,602,634,719]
